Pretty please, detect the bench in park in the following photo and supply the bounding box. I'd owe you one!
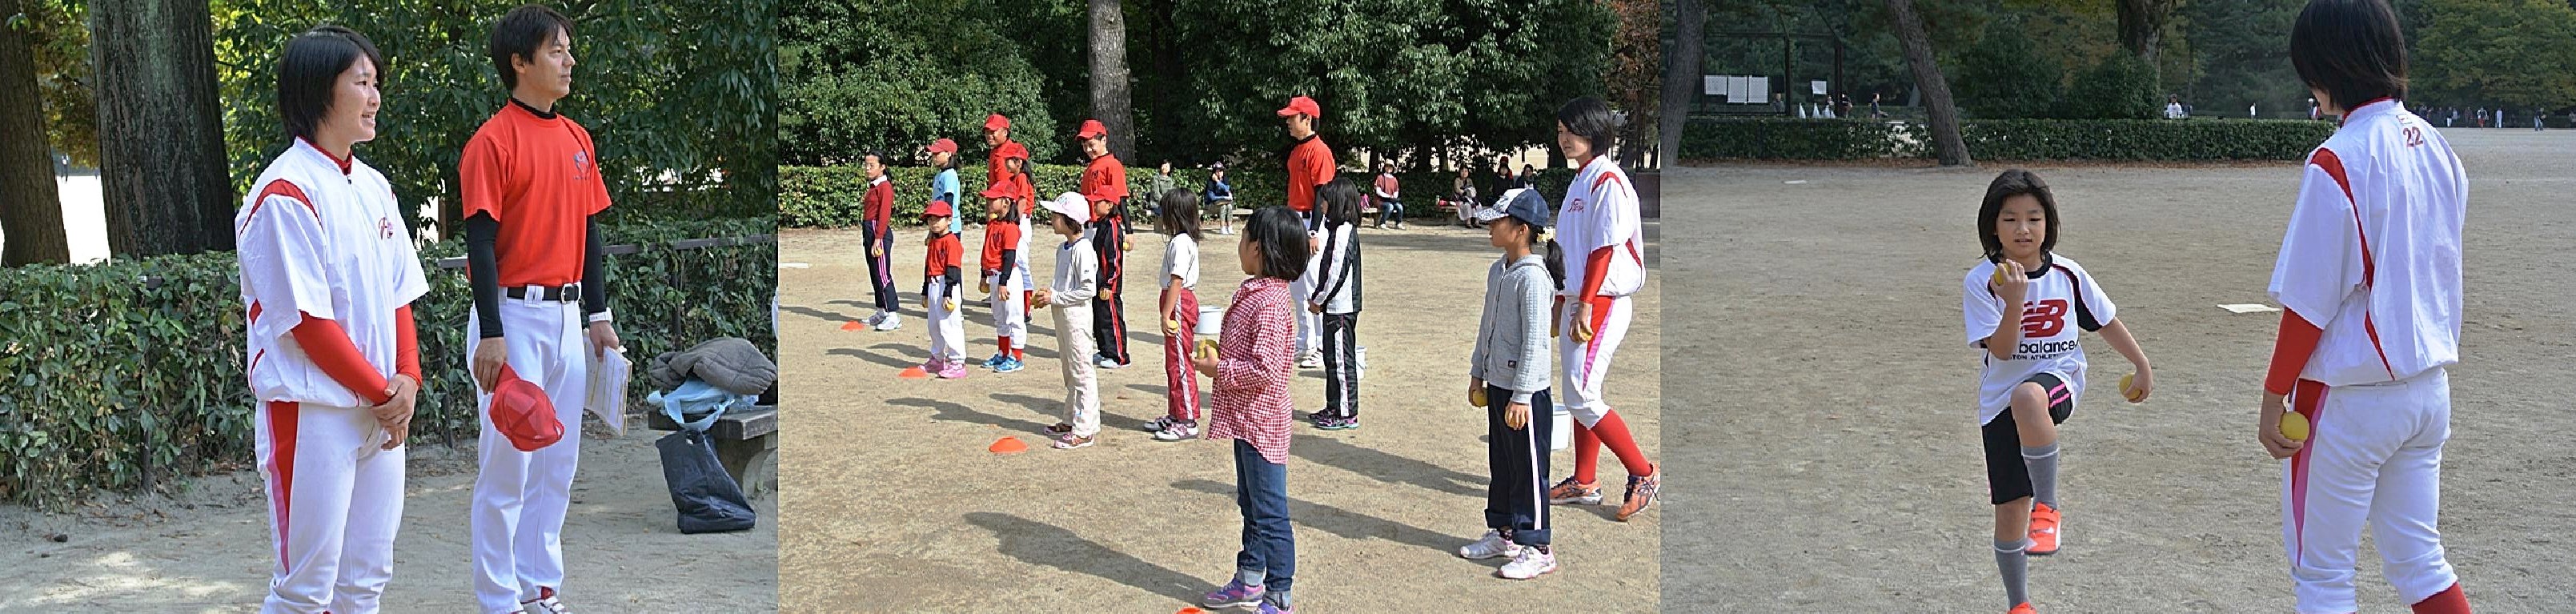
[648,405,779,500]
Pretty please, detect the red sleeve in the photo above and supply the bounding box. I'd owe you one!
[291,313,393,405]
[458,130,507,220]
[1579,246,1615,300]
[2265,308,2325,395]
[395,305,420,381]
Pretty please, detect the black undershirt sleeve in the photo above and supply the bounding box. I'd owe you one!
[466,213,504,339]
[583,214,608,318]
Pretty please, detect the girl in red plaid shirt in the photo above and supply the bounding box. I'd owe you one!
[1193,207,1310,614]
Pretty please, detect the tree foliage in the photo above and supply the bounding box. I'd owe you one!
[782,0,1622,171]
[2410,0,2576,110]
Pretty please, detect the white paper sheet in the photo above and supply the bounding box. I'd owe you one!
[2219,303,2282,314]
[587,346,632,436]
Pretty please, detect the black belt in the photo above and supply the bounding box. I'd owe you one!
[504,284,581,302]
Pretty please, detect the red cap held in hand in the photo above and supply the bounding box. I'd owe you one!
[489,365,564,452]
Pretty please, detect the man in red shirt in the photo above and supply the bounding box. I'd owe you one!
[1279,95,1334,367]
[984,114,1029,216]
[859,152,901,331]
[1076,119,1134,368]
[457,6,619,614]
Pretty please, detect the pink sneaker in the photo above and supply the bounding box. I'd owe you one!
[936,361,969,379]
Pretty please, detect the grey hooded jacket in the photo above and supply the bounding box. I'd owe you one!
[1470,254,1553,404]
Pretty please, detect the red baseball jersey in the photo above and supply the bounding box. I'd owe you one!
[458,103,612,287]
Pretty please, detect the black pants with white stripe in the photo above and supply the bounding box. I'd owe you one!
[1321,313,1359,419]
[1090,218,1130,364]
[1485,385,1553,546]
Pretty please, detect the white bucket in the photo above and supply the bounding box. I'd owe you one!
[1550,407,1572,451]
[1195,305,1224,336]
[1355,346,1368,379]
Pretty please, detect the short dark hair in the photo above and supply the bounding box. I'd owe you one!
[489,5,573,91]
[2289,0,2406,110]
[277,26,383,142]
[1318,179,1362,227]
[1976,169,2060,262]
[1556,96,1622,155]
[1245,207,1311,281]
[1157,187,1202,241]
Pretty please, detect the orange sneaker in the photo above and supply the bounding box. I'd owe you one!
[2008,603,2036,614]
[1615,470,1659,521]
[2028,502,2061,556]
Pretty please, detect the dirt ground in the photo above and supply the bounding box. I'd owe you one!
[1662,128,2576,612]
[0,421,780,612]
[777,218,1662,612]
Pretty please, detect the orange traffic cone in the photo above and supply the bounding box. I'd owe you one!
[841,320,865,331]
[989,436,1029,454]
[898,366,931,379]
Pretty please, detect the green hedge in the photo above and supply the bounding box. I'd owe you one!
[783,164,1578,228]
[1681,118,2337,162]
[0,217,776,509]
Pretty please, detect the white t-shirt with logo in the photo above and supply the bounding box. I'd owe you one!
[235,140,430,408]
[1962,255,2117,425]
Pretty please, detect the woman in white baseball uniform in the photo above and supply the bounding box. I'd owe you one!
[1541,97,1661,522]
[236,26,427,614]
[2261,2,2474,612]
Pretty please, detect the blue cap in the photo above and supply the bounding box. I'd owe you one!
[1477,187,1551,230]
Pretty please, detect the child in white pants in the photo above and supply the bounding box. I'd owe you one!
[921,200,968,379]
[1038,193,1102,449]
[979,196,1031,373]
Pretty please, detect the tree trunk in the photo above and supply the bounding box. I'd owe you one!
[1885,0,1972,167]
[90,0,234,258]
[2117,0,2170,67]
[1659,0,1704,167]
[1088,0,1135,163]
[2,0,70,265]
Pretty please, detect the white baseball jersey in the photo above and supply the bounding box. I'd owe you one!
[1962,255,2117,425]
[236,139,422,614]
[238,139,431,408]
[2271,99,2470,613]
[1163,233,1199,290]
[1556,155,1645,299]
[2269,98,2465,387]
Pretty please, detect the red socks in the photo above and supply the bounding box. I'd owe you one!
[2410,583,2470,614]
[1593,410,1654,477]
[1571,409,1655,484]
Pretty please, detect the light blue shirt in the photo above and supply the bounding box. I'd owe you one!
[931,168,963,233]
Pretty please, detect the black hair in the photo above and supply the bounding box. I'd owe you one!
[1318,179,1362,227]
[1555,96,1623,155]
[1245,207,1311,281]
[2289,0,2407,111]
[277,26,383,142]
[1542,239,1567,291]
[489,5,573,91]
[1049,211,1080,232]
[1157,187,1201,240]
[1976,169,2060,262]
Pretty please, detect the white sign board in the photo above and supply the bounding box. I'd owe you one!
[1812,80,1829,95]
[1703,75,1725,96]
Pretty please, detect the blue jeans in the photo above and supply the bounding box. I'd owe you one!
[1374,199,1403,226]
[1232,439,1294,595]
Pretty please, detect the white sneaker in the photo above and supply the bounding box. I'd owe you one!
[1497,547,1557,580]
[862,309,886,326]
[1151,421,1198,441]
[873,313,902,331]
[1142,416,1174,432]
[1295,354,1322,370]
[1457,530,1521,560]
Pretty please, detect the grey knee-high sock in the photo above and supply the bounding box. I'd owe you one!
[1996,539,2032,607]
[2023,442,2061,509]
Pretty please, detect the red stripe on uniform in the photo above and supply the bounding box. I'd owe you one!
[238,179,319,235]
[2285,379,2328,568]
[265,400,300,570]
[2307,148,2400,380]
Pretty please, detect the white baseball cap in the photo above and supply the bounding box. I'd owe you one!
[1042,191,1092,224]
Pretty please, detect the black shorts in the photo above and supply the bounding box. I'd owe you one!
[1982,371,2076,505]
